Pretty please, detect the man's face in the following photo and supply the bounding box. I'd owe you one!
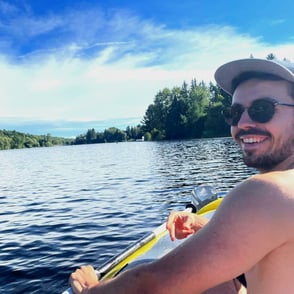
[231,79,294,171]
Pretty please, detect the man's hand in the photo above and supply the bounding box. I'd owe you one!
[166,211,208,241]
[70,265,99,294]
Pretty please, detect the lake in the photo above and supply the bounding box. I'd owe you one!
[0,138,256,293]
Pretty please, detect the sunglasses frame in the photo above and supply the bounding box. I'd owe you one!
[222,98,294,126]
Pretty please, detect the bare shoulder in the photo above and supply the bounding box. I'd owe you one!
[217,169,294,240]
[252,168,294,186]
[226,169,294,204]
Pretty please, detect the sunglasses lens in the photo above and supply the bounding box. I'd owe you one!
[222,99,276,126]
[222,105,244,126]
[249,99,275,123]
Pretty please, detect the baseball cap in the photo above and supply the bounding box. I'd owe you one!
[214,58,294,96]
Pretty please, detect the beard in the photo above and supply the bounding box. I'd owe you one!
[242,136,294,171]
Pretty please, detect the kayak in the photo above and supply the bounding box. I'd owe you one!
[62,185,225,294]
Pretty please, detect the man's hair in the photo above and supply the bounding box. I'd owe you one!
[232,71,294,99]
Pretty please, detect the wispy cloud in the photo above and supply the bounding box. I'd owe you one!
[269,19,287,26]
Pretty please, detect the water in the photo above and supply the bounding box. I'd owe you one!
[0,138,256,293]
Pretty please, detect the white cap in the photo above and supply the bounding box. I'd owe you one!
[214,58,294,95]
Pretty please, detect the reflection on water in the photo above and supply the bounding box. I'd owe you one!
[0,138,255,293]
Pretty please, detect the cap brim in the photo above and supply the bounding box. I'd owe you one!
[214,58,294,96]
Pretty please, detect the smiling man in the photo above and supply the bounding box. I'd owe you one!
[69,58,294,294]
[220,59,294,173]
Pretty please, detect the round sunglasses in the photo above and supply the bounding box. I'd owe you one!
[222,98,294,126]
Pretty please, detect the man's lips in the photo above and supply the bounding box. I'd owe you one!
[236,129,270,140]
[236,129,270,146]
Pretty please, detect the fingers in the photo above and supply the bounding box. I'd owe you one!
[166,211,197,241]
[166,211,177,241]
[167,211,191,241]
[70,271,84,294]
[70,265,99,294]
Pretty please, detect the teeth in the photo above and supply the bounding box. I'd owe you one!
[241,137,262,143]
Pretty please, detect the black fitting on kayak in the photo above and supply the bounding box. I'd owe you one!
[186,203,197,213]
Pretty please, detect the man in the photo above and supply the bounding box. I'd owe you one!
[69,58,294,293]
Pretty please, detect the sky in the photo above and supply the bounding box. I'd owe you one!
[0,0,294,136]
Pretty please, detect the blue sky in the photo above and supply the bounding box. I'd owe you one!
[0,0,294,135]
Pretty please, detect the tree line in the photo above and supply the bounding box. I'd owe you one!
[73,126,144,144]
[0,130,72,150]
[72,80,232,144]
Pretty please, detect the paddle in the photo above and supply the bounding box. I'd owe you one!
[62,185,217,294]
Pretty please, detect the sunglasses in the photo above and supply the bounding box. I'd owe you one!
[222,98,294,126]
